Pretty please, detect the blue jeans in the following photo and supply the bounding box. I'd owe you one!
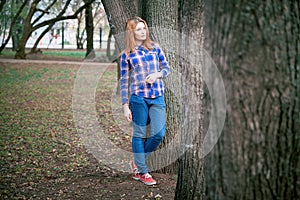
[129,94,166,174]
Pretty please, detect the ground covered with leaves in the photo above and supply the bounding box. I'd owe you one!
[0,57,176,199]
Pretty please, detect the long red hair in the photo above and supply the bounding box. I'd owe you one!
[123,17,153,55]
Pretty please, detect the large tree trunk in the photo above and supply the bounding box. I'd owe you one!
[84,0,95,58]
[137,0,180,174]
[175,0,205,199]
[102,1,206,198]
[204,0,300,199]
[14,0,41,59]
[14,22,33,59]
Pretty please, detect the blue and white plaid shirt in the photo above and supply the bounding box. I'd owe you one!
[120,43,170,104]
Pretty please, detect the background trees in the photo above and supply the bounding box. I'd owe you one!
[83,0,94,58]
[76,1,105,50]
[0,0,97,59]
[0,0,29,53]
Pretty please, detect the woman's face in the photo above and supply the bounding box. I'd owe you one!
[134,22,147,43]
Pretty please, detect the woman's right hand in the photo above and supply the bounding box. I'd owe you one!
[123,104,132,122]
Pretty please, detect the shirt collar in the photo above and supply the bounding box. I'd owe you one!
[135,45,144,50]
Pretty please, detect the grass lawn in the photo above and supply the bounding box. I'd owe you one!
[1,49,85,58]
[0,60,176,199]
[0,49,110,62]
[0,62,91,198]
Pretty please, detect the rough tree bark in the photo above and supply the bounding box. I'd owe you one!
[137,0,180,174]
[101,0,137,52]
[174,0,205,199]
[204,0,300,199]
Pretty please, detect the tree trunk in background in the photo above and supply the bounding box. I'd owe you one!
[0,0,29,54]
[84,0,95,58]
[175,0,205,199]
[102,1,206,198]
[76,11,85,49]
[138,0,181,174]
[14,0,39,59]
[10,0,26,52]
[106,28,113,60]
[204,0,300,199]
[14,23,32,59]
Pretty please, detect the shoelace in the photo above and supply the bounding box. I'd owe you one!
[133,168,139,174]
[144,173,152,178]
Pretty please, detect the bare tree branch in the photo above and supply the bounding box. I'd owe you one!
[32,2,89,32]
[32,0,58,25]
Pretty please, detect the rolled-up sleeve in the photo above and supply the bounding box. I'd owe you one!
[120,53,129,104]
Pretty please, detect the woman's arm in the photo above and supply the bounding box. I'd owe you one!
[120,53,130,105]
[157,46,171,78]
[119,52,132,122]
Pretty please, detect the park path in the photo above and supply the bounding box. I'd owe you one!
[0,58,111,66]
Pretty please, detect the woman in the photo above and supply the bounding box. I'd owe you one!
[119,17,170,186]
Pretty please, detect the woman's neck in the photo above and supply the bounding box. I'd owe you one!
[135,40,143,46]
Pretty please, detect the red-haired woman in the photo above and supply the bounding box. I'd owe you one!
[120,17,170,185]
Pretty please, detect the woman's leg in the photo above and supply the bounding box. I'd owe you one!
[130,95,149,174]
[131,137,148,174]
[145,96,166,154]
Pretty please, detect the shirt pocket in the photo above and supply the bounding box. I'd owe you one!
[146,52,159,72]
[146,52,157,61]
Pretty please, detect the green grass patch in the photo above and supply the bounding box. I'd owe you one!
[0,63,90,197]
[1,49,109,59]
[0,49,15,56]
[0,67,43,84]
[1,49,86,58]
[43,50,86,58]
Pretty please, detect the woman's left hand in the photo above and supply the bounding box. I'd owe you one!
[145,72,162,84]
[123,104,132,122]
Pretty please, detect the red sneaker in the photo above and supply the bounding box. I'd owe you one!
[130,160,140,180]
[140,173,157,186]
